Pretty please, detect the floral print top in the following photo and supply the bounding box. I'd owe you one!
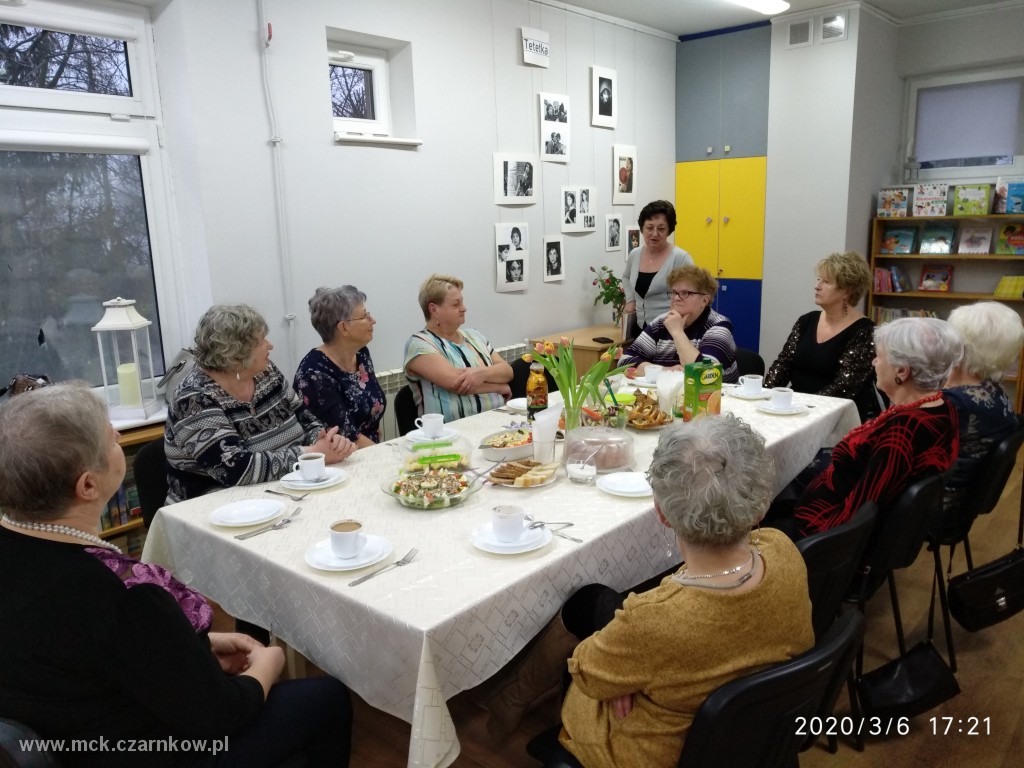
[294,347,386,443]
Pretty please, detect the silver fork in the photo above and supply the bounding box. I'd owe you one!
[265,489,309,501]
[349,547,418,587]
[235,507,302,540]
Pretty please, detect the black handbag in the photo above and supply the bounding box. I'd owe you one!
[946,501,1024,632]
[857,640,960,720]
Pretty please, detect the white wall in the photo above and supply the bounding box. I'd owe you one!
[897,6,1024,77]
[149,0,676,373]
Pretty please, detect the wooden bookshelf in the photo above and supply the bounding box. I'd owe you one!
[100,422,164,542]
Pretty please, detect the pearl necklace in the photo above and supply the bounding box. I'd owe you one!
[1,515,122,553]
[675,548,756,589]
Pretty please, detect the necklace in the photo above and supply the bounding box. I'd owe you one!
[677,548,755,580]
[1,515,122,553]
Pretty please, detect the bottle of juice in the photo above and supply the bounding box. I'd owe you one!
[526,362,548,420]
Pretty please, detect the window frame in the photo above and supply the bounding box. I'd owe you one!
[329,45,391,137]
[905,65,1024,182]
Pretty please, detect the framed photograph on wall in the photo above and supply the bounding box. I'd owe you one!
[605,215,622,252]
[539,92,570,163]
[543,236,564,282]
[591,66,616,128]
[493,154,536,205]
[625,226,641,257]
[495,223,528,292]
[612,144,635,205]
[562,185,596,233]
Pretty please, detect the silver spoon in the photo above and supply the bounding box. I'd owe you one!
[527,520,583,543]
[235,507,303,540]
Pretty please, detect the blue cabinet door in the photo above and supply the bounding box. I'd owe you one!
[715,278,761,353]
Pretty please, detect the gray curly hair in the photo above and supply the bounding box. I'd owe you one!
[0,383,112,521]
[308,286,367,343]
[193,304,269,372]
[647,414,774,546]
[874,317,963,391]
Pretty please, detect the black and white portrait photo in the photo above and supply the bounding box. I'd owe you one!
[544,237,564,282]
[505,259,524,283]
[591,66,616,128]
[540,92,570,163]
[561,186,595,233]
[605,215,621,252]
[493,154,537,204]
[563,190,576,225]
[495,223,528,292]
[627,227,641,255]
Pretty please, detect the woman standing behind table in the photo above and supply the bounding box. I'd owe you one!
[622,200,694,340]
[938,302,1024,536]
[166,304,355,503]
[764,252,879,420]
[404,274,513,422]
[294,286,386,448]
[0,385,352,768]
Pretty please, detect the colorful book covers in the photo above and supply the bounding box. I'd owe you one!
[918,265,953,292]
[912,183,948,216]
[952,184,991,215]
[995,224,1024,255]
[919,226,956,254]
[957,227,993,254]
[880,227,916,254]
[994,176,1024,214]
[877,186,911,217]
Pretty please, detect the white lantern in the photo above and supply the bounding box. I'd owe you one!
[91,297,160,420]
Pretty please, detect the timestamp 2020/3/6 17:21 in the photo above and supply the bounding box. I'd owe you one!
[930,716,991,736]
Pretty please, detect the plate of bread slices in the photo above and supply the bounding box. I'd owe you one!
[488,460,561,489]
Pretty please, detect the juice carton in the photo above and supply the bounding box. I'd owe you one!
[675,358,723,421]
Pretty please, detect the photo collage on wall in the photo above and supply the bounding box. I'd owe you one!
[494,222,529,292]
[539,93,569,163]
[561,185,597,233]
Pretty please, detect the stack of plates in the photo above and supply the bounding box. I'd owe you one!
[596,472,652,498]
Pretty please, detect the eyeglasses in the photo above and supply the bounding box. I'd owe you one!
[346,311,373,323]
[670,289,706,301]
[642,225,668,235]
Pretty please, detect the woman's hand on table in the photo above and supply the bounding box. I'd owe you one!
[308,426,357,463]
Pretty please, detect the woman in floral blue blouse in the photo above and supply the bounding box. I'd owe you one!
[294,286,386,448]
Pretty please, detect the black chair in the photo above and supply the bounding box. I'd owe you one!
[798,502,878,640]
[927,424,1024,672]
[133,438,169,529]
[510,357,558,400]
[527,610,866,768]
[394,384,418,437]
[0,718,59,768]
[734,347,765,377]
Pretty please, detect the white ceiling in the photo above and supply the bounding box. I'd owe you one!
[565,0,1022,37]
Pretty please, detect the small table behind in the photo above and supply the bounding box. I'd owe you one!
[529,324,622,375]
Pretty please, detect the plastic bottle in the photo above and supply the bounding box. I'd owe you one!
[526,362,548,421]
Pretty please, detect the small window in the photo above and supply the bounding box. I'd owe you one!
[0,23,131,96]
[328,47,390,136]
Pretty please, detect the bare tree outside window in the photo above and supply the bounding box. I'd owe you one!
[329,64,374,120]
[0,23,131,96]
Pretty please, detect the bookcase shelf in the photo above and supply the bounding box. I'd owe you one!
[867,213,1024,413]
[100,422,164,547]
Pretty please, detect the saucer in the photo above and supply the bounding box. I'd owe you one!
[596,472,653,498]
[304,535,392,572]
[470,523,552,554]
[280,466,348,490]
[210,499,285,527]
[728,387,772,401]
[406,427,458,443]
[756,402,809,416]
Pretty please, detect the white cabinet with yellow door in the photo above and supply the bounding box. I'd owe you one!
[674,156,766,351]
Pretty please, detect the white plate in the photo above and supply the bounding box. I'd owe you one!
[755,402,810,416]
[209,499,285,527]
[727,387,772,401]
[622,377,656,389]
[490,471,558,490]
[597,472,653,497]
[304,535,393,572]
[406,427,459,443]
[507,392,564,414]
[470,523,553,554]
[280,466,348,490]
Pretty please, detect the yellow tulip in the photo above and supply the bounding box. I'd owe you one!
[543,341,556,354]
[521,353,534,363]
[600,352,612,362]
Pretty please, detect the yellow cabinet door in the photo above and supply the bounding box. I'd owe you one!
[719,156,766,279]
[675,160,720,273]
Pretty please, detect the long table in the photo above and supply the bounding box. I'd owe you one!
[142,391,859,768]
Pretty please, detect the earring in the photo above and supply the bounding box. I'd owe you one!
[842,297,849,316]
[236,371,241,381]
[894,375,903,385]
[751,524,761,546]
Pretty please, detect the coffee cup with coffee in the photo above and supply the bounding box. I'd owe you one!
[294,452,327,482]
[491,505,525,543]
[414,413,445,438]
[771,386,794,410]
[738,374,763,395]
[330,519,367,559]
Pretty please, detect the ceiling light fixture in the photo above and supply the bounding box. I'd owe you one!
[729,0,791,15]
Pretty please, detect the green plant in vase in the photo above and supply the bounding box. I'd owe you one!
[525,337,627,431]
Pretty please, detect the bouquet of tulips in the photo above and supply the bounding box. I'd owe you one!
[524,337,628,428]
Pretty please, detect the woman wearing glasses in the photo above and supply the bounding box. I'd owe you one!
[293,286,386,449]
[619,265,739,382]
[622,200,694,340]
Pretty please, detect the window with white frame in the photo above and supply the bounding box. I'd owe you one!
[0,1,173,389]
[329,46,390,136]
[906,67,1024,181]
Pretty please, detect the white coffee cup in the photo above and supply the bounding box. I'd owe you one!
[294,452,327,482]
[771,386,794,410]
[644,365,663,384]
[491,505,525,543]
[415,413,445,438]
[739,374,763,395]
[330,519,367,559]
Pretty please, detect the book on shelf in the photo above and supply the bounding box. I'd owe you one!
[919,225,956,254]
[951,184,992,216]
[957,226,993,254]
[994,276,1024,299]
[890,265,912,293]
[873,267,893,293]
[994,176,1024,214]
[995,224,1024,255]
[919,264,953,292]
[869,306,938,324]
[912,183,948,216]
[880,226,917,254]
[877,186,911,217]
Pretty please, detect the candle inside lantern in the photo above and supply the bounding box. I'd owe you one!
[117,363,143,407]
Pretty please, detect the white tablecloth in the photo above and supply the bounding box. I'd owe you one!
[142,391,858,768]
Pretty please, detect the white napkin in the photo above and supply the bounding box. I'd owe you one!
[533,405,560,443]
[657,371,684,410]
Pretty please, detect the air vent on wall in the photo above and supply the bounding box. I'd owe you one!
[787,20,812,48]
[820,12,848,43]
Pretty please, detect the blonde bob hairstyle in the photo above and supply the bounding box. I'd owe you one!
[816,252,872,305]
[947,302,1024,382]
[193,304,269,373]
[667,264,718,298]
[417,274,464,322]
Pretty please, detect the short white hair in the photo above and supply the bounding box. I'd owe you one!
[874,317,963,391]
[947,302,1024,382]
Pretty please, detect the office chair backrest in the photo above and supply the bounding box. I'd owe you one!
[394,384,419,437]
[734,347,765,377]
[132,438,169,529]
